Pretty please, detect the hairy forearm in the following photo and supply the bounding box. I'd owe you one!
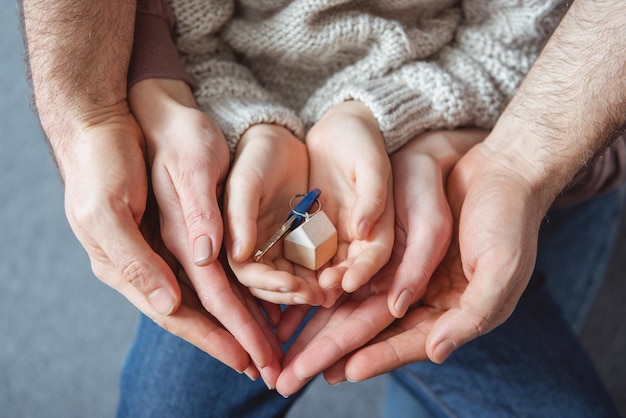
[488,0,625,200]
[21,0,136,172]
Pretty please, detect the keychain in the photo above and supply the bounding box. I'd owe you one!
[253,189,337,270]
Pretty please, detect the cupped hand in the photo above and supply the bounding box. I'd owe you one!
[224,124,326,306]
[330,138,549,382]
[128,79,282,387]
[129,78,229,268]
[306,101,394,300]
[274,129,486,396]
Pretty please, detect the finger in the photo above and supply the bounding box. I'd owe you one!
[276,304,313,343]
[97,261,252,374]
[322,355,350,385]
[276,305,352,397]
[238,286,284,389]
[424,266,519,364]
[340,307,439,381]
[388,162,452,318]
[224,174,262,261]
[260,300,283,329]
[185,262,276,370]
[91,208,182,316]
[232,261,324,306]
[249,287,320,307]
[291,293,392,381]
[281,303,349,367]
[339,244,391,294]
[351,160,392,239]
[175,171,223,266]
[151,161,224,267]
[159,304,252,373]
[276,295,391,398]
[340,206,395,293]
[344,327,430,382]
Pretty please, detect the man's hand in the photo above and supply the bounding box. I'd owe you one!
[21,0,283,388]
[323,140,546,382]
[64,107,182,318]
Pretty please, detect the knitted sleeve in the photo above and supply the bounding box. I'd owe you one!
[128,0,196,88]
[168,0,304,156]
[300,0,564,154]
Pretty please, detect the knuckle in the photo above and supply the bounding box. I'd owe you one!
[184,205,220,229]
[469,312,491,337]
[120,257,152,292]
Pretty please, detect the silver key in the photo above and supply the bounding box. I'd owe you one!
[253,216,297,262]
[253,189,322,262]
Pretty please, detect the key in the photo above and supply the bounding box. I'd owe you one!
[253,189,321,262]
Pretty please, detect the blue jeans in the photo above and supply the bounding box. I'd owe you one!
[118,187,625,418]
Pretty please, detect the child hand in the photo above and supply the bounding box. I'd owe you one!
[306,101,394,302]
[224,124,326,306]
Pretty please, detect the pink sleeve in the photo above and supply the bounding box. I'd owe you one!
[127,0,196,88]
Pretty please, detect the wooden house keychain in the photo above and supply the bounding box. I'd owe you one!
[253,189,337,270]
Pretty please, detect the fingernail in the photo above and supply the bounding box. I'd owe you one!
[148,288,176,316]
[232,239,242,260]
[357,219,370,239]
[243,364,259,381]
[263,378,275,391]
[393,289,413,318]
[193,235,212,265]
[329,377,346,386]
[433,339,456,364]
[292,296,309,305]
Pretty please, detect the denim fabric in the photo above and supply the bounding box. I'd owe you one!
[118,187,624,418]
[536,185,626,331]
[386,272,620,418]
[117,314,298,418]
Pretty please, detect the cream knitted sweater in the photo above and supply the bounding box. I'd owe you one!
[147,0,565,154]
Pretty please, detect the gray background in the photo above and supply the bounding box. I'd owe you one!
[1,2,624,417]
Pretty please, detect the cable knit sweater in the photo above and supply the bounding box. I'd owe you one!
[132,0,566,154]
[128,0,626,205]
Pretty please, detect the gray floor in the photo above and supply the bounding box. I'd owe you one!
[1,2,624,417]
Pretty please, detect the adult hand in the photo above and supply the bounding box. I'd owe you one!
[305,101,394,300]
[129,78,229,267]
[128,79,282,387]
[327,134,551,382]
[274,129,486,396]
[224,124,325,307]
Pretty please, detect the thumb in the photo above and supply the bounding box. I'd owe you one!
[352,161,391,240]
[176,179,224,267]
[95,208,182,316]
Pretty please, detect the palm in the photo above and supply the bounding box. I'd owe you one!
[224,124,324,306]
[306,103,394,298]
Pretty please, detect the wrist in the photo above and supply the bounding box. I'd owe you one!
[130,78,197,109]
[483,113,586,209]
[42,100,142,181]
[323,101,379,128]
[128,78,200,141]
